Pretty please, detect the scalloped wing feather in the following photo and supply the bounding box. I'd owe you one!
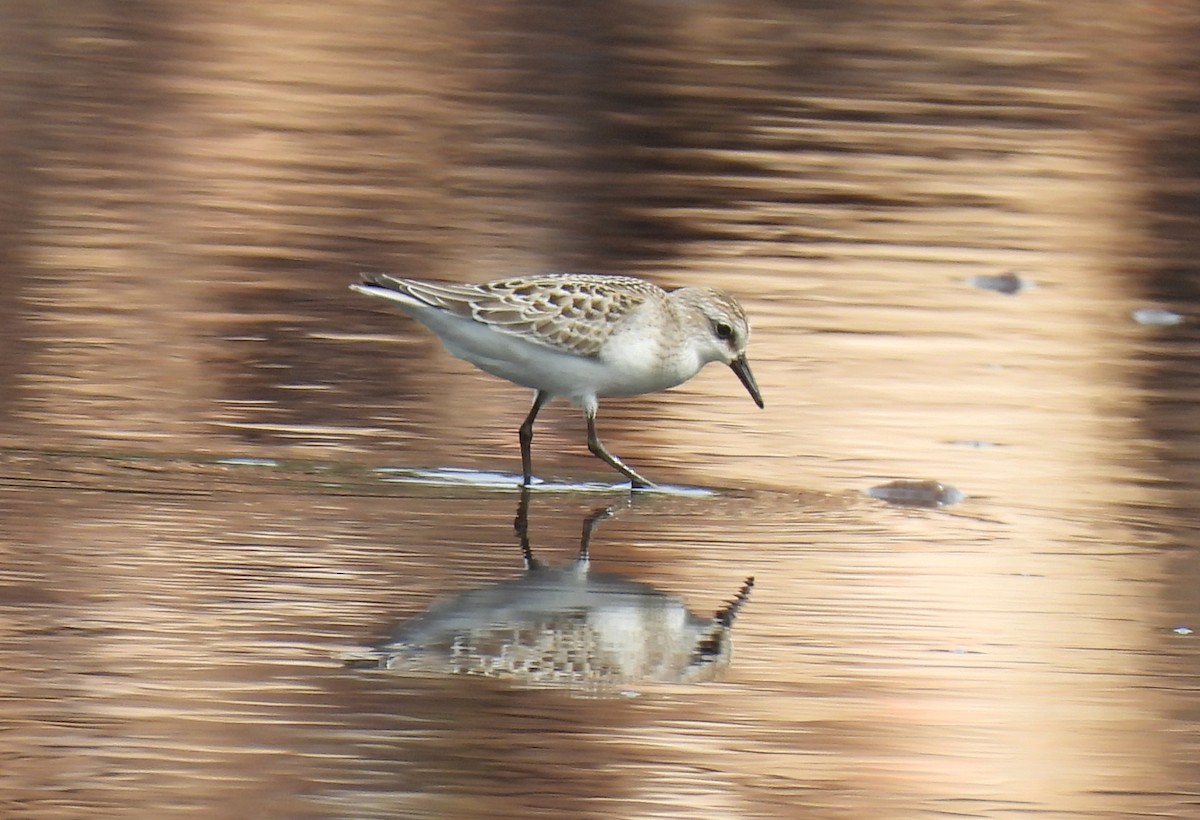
[393,275,662,357]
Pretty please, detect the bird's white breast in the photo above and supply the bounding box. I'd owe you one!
[593,324,705,398]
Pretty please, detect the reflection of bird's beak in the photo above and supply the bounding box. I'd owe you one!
[729,355,764,409]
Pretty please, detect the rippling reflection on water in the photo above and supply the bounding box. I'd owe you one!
[348,491,755,694]
[2,0,1200,816]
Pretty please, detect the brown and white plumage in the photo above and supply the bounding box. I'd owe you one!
[351,272,762,488]
[390,274,658,357]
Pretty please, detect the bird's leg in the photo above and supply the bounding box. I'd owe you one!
[518,390,550,487]
[584,405,656,490]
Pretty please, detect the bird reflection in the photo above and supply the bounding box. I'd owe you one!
[348,490,754,693]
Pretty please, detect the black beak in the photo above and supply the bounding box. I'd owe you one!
[729,355,764,409]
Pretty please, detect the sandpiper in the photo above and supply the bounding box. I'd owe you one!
[350,272,763,488]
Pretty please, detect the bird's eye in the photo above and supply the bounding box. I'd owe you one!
[714,322,734,340]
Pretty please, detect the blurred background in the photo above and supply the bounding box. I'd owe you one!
[1,1,1199,817]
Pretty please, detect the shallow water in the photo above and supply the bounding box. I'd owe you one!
[3,1,1200,817]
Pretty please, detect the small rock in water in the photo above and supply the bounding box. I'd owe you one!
[866,479,966,508]
[1131,307,1184,326]
[969,271,1032,295]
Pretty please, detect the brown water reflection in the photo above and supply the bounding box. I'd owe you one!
[349,492,755,692]
[0,456,1190,817]
[2,0,1200,817]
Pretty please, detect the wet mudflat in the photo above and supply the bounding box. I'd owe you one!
[2,1,1200,817]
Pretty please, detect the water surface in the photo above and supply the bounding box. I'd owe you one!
[2,1,1200,817]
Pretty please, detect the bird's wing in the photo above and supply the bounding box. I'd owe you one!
[376,274,661,357]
